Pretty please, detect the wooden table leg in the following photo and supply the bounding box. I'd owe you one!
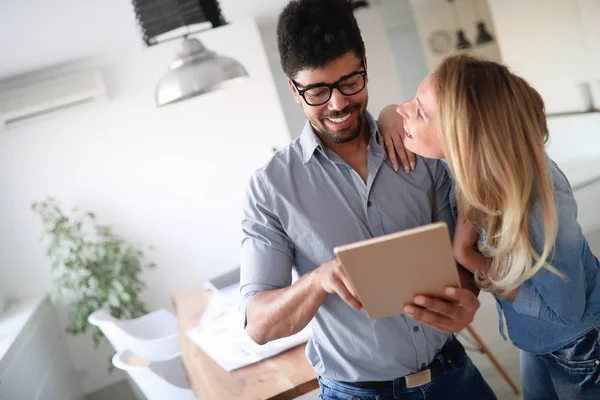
[465,325,521,395]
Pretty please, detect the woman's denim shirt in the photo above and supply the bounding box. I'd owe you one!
[445,158,600,354]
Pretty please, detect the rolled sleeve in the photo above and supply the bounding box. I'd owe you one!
[240,171,294,324]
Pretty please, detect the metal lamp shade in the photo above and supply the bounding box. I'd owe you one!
[156,37,248,106]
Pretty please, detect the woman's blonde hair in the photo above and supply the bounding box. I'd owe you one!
[434,54,558,292]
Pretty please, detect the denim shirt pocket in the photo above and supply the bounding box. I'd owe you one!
[511,280,542,318]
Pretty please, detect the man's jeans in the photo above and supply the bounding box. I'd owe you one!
[521,327,600,400]
[318,336,497,400]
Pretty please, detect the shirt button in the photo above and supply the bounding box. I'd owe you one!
[413,326,419,332]
[367,201,372,207]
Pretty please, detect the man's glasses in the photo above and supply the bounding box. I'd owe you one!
[291,63,367,107]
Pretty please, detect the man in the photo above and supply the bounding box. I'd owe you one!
[240,0,496,399]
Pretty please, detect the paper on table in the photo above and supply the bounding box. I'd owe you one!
[186,284,311,371]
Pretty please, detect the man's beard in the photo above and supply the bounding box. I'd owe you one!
[318,105,364,144]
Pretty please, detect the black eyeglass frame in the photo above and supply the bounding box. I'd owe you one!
[290,60,368,106]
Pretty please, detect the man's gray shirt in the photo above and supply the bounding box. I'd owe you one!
[240,112,455,381]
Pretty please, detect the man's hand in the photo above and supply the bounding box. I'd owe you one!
[378,104,416,173]
[403,287,480,333]
[314,259,363,311]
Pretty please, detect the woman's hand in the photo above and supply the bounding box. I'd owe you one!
[378,104,415,174]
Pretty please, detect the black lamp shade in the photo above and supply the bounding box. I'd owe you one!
[476,21,494,45]
[132,0,226,46]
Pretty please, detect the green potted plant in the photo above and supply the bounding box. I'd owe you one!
[32,197,156,349]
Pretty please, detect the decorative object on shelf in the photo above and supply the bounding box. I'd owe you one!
[32,198,156,358]
[448,0,471,50]
[352,0,370,10]
[131,0,248,106]
[447,0,494,49]
[469,0,494,45]
[429,30,453,54]
[475,21,494,45]
[456,30,472,50]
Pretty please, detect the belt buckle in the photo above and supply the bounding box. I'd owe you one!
[405,368,432,388]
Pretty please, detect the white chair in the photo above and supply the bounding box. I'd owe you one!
[88,309,180,361]
[112,349,196,400]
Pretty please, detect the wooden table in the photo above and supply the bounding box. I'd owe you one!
[172,287,319,399]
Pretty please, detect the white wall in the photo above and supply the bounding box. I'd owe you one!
[0,17,290,393]
[256,19,306,139]
[488,0,599,113]
[354,8,405,116]
[380,0,430,100]
[578,0,600,88]
[588,231,600,253]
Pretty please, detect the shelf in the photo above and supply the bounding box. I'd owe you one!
[547,109,600,118]
[0,296,46,363]
[572,175,600,192]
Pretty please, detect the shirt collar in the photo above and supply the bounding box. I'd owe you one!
[299,121,323,164]
[299,110,379,164]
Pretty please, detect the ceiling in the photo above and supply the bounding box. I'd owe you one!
[0,0,289,79]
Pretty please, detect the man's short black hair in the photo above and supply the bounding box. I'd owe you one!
[277,0,366,79]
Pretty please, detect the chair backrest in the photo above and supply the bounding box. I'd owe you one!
[88,310,129,351]
[112,350,196,400]
[88,309,180,361]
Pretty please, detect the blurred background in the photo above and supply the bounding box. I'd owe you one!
[0,1,598,399]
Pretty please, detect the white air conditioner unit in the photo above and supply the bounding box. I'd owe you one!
[0,68,107,127]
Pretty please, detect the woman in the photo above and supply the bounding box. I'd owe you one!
[378,54,600,400]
